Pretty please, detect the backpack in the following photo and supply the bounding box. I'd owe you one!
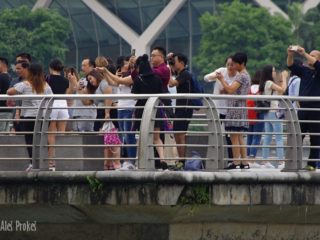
[283,76,299,96]
[187,71,204,110]
[246,87,258,122]
[184,151,204,171]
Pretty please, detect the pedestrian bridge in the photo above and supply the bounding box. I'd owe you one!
[0,94,317,171]
[1,170,320,240]
[0,94,319,240]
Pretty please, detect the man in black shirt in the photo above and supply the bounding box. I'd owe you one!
[287,46,320,170]
[9,60,30,132]
[0,57,12,132]
[169,53,193,168]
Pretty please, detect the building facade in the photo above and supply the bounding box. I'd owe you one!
[1,0,319,70]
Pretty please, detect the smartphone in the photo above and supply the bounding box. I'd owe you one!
[131,49,136,56]
[290,45,299,51]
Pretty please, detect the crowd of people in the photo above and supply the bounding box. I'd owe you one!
[0,47,196,171]
[0,44,319,171]
[204,45,320,170]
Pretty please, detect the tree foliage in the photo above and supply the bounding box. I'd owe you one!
[0,6,71,66]
[194,0,293,76]
[299,3,320,51]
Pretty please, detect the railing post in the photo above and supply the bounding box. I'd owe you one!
[138,96,159,170]
[203,97,224,170]
[39,97,54,170]
[281,98,303,171]
[32,96,52,170]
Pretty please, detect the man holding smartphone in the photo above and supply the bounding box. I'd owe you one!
[287,45,320,171]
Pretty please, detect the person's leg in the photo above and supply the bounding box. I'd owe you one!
[239,133,247,159]
[20,117,35,161]
[307,111,320,168]
[153,128,165,162]
[174,132,186,161]
[230,134,240,165]
[246,124,254,156]
[220,114,233,159]
[118,109,136,165]
[0,112,12,133]
[262,112,273,159]
[273,119,284,162]
[123,110,136,164]
[104,147,113,170]
[47,121,57,166]
[251,120,264,157]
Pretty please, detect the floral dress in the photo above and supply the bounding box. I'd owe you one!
[225,71,250,132]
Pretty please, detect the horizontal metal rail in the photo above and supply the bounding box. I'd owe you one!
[0,94,319,171]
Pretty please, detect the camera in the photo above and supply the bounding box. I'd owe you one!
[131,49,136,56]
[167,54,175,65]
[290,45,299,51]
[78,78,87,88]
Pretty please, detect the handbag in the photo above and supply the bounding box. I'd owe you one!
[256,89,273,114]
[256,100,270,114]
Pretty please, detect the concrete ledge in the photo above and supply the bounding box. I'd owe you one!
[0,171,319,183]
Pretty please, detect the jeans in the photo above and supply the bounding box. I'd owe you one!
[262,111,284,160]
[0,112,12,132]
[118,109,136,164]
[247,114,264,157]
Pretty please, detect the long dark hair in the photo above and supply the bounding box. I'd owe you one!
[251,69,262,85]
[86,69,103,94]
[259,65,274,93]
[28,63,47,94]
[135,54,153,76]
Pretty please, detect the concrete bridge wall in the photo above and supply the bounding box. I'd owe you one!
[1,171,320,239]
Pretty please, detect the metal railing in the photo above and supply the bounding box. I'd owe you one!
[0,94,319,171]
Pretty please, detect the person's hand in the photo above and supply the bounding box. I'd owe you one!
[287,45,296,55]
[129,56,137,68]
[297,46,306,55]
[220,88,227,94]
[216,72,223,81]
[116,69,122,77]
[67,72,78,85]
[96,67,107,72]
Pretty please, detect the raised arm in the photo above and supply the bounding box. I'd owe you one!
[216,72,240,94]
[287,46,295,67]
[65,72,79,94]
[297,46,317,66]
[103,68,133,86]
[271,71,288,94]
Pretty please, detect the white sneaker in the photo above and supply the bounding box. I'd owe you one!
[49,166,56,171]
[119,162,136,171]
[264,162,275,169]
[278,163,285,169]
[25,164,33,172]
[249,162,261,168]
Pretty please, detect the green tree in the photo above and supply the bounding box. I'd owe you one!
[194,0,293,76]
[0,6,71,66]
[299,3,320,51]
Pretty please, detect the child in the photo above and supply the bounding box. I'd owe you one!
[102,121,122,170]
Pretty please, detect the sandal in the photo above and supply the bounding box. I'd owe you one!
[240,163,250,169]
[224,163,240,170]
